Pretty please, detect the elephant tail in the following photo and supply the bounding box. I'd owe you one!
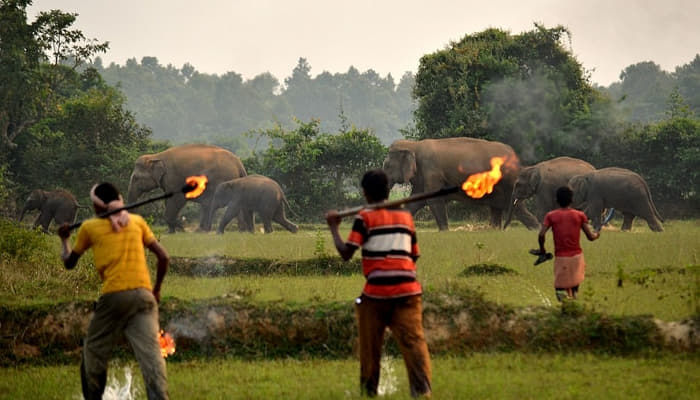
[281,195,300,218]
[643,181,664,223]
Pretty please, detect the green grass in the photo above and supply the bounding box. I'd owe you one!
[1,353,698,399]
[2,220,698,321]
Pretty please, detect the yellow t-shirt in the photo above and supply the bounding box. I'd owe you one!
[73,214,156,294]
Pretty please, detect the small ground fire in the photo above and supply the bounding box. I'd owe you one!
[159,330,175,358]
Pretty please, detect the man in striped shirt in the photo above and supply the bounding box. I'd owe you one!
[326,170,431,398]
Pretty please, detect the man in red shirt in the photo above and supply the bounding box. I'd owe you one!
[326,170,431,398]
[537,186,600,301]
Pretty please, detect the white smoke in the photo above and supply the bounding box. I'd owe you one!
[73,364,142,400]
[377,355,398,396]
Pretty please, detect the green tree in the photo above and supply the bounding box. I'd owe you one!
[0,0,45,151]
[245,119,386,221]
[608,61,674,123]
[0,1,108,151]
[13,83,155,200]
[412,24,603,163]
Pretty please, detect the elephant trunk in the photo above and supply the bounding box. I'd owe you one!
[502,198,518,229]
[18,205,29,222]
[126,184,141,204]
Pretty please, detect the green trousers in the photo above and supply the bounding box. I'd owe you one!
[81,288,168,400]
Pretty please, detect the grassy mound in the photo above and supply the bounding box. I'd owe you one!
[2,289,697,366]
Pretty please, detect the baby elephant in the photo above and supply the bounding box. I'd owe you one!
[568,167,664,232]
[18,189,84,232]
[210,175,298,234]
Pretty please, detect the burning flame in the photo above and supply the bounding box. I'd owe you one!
[185,175,208,199]
[462,156,505,199]
[159,330,176,358]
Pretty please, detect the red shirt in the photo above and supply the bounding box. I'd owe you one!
[347,208,421,299]
[543,208,588,257]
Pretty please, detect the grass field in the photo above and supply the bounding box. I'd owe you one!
[1,218,698,398]
[2,353,698,399]
[148,219,698,320]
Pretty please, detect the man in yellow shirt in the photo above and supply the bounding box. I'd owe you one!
[58,182,170,400]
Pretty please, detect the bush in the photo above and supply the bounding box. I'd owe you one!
[0,218,52,261]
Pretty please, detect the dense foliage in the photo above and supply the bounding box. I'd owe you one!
[0,0,153,214]
[243,119,386,221]
[411,24,699,216]
[1,2,698,220]
[94,57,415,148]
[412,25,607,164]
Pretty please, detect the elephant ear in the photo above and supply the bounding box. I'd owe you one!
[526,168,541,194]
[149,159,166,186]
[570,175,588,201]
[34,190,48,204]
[400,150,417,183]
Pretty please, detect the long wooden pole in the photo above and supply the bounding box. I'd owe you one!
[334,186,460,218]
[67,183,196,231]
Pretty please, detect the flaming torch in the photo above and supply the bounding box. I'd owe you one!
[67,175,209,231]
[333,157,507,218]
[159,330,176,358]
[461,156,505,199]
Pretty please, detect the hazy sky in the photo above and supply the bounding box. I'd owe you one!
[27,0,700,86]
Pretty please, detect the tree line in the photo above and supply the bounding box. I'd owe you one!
[1,1,698,224]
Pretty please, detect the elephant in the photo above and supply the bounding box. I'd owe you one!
[504,157,596,227]
[382,138,540,230]
[127,144,249,233]
[210,175,298,234]
[18,189,85,232]
[568,167,664,232]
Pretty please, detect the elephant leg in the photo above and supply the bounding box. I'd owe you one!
[274,209,298,233]
[262,217,273,234]
[406,200,427,215]
[238,210,254,233]
[37,212,52,232]
[588,207,603,231]
[218,203,241,234]
[32,214,42,229]
[198,203,212,231]
[427,199,448,231]
[621,213,634,231]
[514,202,540,230]
[164,197,186,233]
[489,206,503,229]
[646,216,664,232]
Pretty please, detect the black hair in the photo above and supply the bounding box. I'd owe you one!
[556,186,573,207]
[361,169,390,202]
[94,182,121,204]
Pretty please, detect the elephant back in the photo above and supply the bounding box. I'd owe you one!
[153,144,247,200]
[417,137,519,181]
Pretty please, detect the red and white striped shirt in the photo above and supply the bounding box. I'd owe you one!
[347,207,422,299]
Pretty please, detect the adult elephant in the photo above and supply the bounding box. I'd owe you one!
[504,157,596,227]
[209,175,298,234]
[568,167,664,232]
[18,189,84,232]
[127,144,248,233]
[382,138,540,230]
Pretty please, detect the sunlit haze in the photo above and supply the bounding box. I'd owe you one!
[27,0,700,86]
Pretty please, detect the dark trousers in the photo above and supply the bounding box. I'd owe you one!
[81,288,168,400]
[355,294,432,397]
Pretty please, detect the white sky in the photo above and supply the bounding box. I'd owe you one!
[27,0,700,86]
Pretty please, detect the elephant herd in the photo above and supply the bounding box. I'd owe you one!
[18,139,664,234]
[381,138,664,232]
